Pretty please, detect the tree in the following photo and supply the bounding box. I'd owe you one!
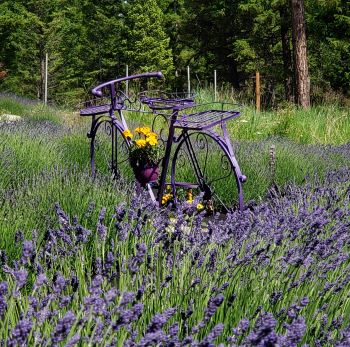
[290,0,310,108]
[124,0,174,80]
[279,2,294,102]
[180,0,241,88]
[0,1,43,97]
[306,0,350,98]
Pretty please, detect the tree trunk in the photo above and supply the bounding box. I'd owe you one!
[290,0,310,108]
[39,52,45,100]
[279,6,294,103]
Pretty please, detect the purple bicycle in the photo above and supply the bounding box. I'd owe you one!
[80,72,246,213]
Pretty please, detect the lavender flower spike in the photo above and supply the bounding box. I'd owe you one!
[51,311,76,344]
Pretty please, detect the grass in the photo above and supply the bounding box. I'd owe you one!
[229,105,350,145]
[0,92,349,345]
[0,170,349,345]
[0,93,349,250]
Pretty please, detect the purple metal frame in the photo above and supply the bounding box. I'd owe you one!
[79,71,247,212]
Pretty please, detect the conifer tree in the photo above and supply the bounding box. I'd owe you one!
[124,0,174,80]
[0,1,43,97]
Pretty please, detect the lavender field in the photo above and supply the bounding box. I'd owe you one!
[0,95,350,346]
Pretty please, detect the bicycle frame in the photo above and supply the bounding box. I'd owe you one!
[80,71,246,212]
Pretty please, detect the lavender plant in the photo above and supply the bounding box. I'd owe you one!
[0,167,349,345]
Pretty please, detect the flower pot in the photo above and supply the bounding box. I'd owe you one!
[132,163,159,185]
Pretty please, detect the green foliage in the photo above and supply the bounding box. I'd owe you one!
[306,0,350,96]
[124,0,174,80]
[0,0,350,105]
[0,1,43,97]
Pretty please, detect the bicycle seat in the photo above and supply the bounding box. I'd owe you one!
[80,104,111,116]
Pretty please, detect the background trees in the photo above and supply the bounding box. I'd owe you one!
[0,0,349,106]
[124,0,174,80]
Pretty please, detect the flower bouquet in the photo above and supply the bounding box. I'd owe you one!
[122,127,161,185]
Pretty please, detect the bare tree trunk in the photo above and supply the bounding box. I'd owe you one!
[290,0,310,108]
[39,52,45,100]
[279,6,294,103]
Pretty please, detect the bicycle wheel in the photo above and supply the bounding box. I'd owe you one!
[90,118,133,181]
[171,131,244,213]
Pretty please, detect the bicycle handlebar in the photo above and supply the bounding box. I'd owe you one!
[92,71,164,97]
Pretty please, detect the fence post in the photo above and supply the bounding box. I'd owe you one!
[187,66,190,97]
[44,53,48,105]
[126,65,129,96]
[256,71,261,112]
[214,69,217,101]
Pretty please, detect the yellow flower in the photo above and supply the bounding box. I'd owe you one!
[141,127,151,135]
[161,193,173,205]
[122,129,133,139]
[147,131,158,138]
[136,126,151,136]
[135,139,147,148]
[146,136,158,146]
[196,203,204,211]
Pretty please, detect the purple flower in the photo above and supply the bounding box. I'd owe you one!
[113,303,144,329]
[105,288,119,304]
[53,273,67,294]
[204,294,224,321]
[90,275,103,295]
[97,208,107,240]
[65,332,80,347]
[8,319,32,347]
[51,311,76,344]
[59,295,72,308]
[13,268,28,291]
[300,297,309,307]
[190,277,201,289]
[244,312,280,346]
[114,203,127,222]
[84,201,95,218]
[0,282,8,296]
[0,295,7,317]
[34,273,47,290]
[199,323,224,346]
[104,251,115,273]
[15,230,24,243]
[54,203,70,228]
[232,317,250,336]
[147,308,176,333]
[168,322,179,337]
[128,243,147,273]
[138,330,167,346]
[27,296,39,318]
[93,257,103,276]
[120,292,135,306]
[21,240,34,261]
[75,224,91,243]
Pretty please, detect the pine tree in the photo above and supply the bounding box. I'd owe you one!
[306,0,350,97]
[45,0,100,102]
[0,1,43,97]
[124,0,174,80]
